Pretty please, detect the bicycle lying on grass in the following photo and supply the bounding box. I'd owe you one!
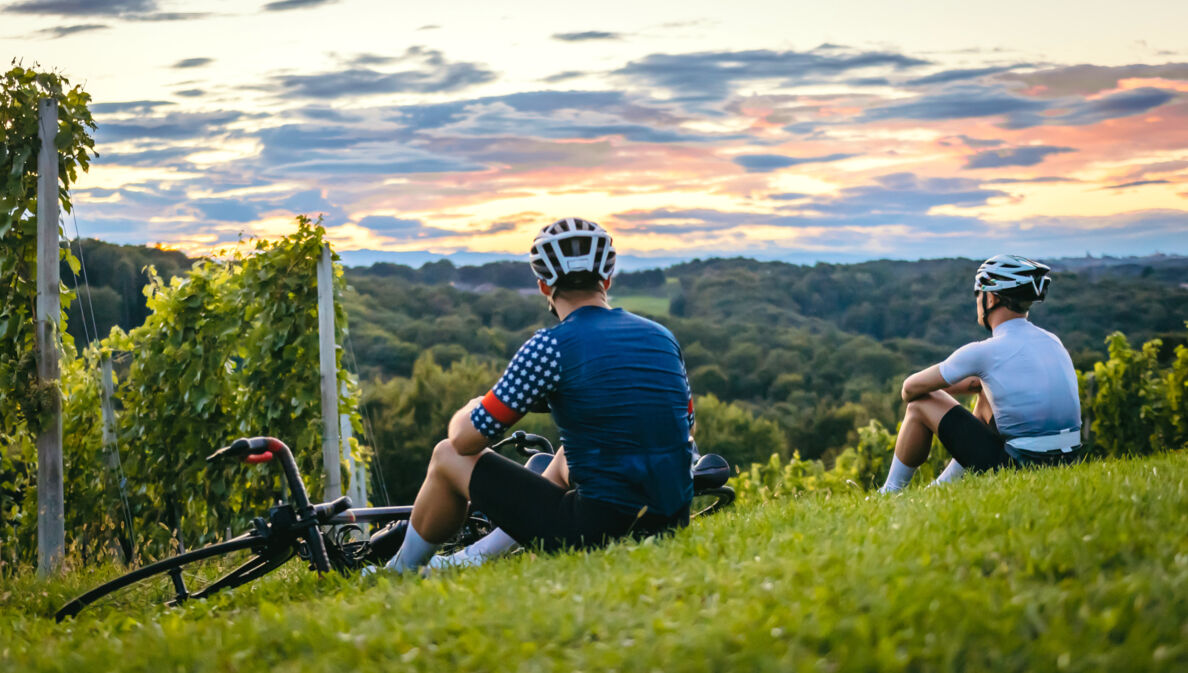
[56,432,735,621]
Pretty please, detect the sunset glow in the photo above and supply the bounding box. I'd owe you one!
[4,0,1186,263]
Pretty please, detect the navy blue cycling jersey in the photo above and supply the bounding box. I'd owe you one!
[471,306,695,517]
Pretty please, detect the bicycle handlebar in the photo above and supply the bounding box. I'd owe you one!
[206,436,275,463]
[208,436,332,573]
[490,430,555,457]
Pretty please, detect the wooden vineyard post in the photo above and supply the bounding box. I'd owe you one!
[316,243,343,501]
[35,98,64,576]
[341,381,368,509]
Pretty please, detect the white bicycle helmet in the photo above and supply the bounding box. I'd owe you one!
[529,217,616,287]
[974,254,1051,302]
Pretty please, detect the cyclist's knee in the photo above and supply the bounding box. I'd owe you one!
[904,396,929,420]
[906,393,958,428]
[429,438,460,471]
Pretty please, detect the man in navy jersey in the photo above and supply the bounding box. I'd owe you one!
[879,255,1083,493]
[384,218,696,573]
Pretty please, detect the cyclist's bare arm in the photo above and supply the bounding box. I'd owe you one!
[448,397,488,455]
[943,376,984,397]
[901,365,948,402]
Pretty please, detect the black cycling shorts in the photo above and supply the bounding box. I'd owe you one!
[936,405,1014,472]
[468,451,688,553]
[936,406,1084,471]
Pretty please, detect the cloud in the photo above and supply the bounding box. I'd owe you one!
[386,90,708,146]
[1001,63,1188,96]
[6,0,206,20]
[391,90,629,131]
[617,47,930,101]
[1001,86,1178,129]
[128,11,207,20]
[191,199,259,223]
[809,173,1009,217]
[618,173,1008,234]
[1122,160,1188,180]
[481,221,516,234]
[91,100,173,114]
[983,176,1078,184]
[356,216,469,241]
[553,31,621,42]
[1103,179,1172,190]
[298,107,360,122]
[94,146,197,166]
[263,0,337,10]
[540,123,703,143]
[35,23,107,37]
[848,77,891,87]
[964,145,1076,169]
[172,57,212,68]
[259,132,485,176]
[267,47,495,98]
[733,152,857,172]
[906,65,1022,86]
[950,134,1004,149]
[615,208,761,234]
[6,0,154,15]
[175,88,204,97]
[862,85,1047,122]
[96,110,243,142]
[347,53,396,66]
[543,71,584,83]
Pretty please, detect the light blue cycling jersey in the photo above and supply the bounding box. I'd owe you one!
[939,317,1081,440]
[471,306,695,517]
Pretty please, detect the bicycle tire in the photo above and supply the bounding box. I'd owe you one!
[692,486,736,517]
[55,533,290,621]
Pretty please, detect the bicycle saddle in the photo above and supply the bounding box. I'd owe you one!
[692,453,730,490]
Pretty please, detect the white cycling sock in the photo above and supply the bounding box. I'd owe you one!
[386,522,439,573]
[934,459,966,485]
[880,456,917,493]
[465,527,519,559]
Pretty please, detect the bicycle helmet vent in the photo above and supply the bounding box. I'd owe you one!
[529,217,617,287]
[973,254,1051,302]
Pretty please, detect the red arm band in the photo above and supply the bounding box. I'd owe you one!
[481,390,523,426]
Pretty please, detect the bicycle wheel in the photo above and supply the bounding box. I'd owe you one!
[692,486,735,518]
[55,533,295,621]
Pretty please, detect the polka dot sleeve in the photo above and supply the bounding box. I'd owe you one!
[470,330,562,439]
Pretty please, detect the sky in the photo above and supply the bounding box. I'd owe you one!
[4,0,1188,265]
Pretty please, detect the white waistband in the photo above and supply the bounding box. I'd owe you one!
[1006,428,1082,453]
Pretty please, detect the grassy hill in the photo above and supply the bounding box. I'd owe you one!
[3,452,1187,672]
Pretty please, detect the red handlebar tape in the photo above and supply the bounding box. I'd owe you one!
[245,451,274,464]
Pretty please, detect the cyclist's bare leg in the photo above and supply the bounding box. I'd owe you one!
[409,439,489,543]
[541,447,569,488]
[972,390,993,425]
[894,391,961,467]
[881,391,960,492]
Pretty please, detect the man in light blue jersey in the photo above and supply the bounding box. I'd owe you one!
[880,255,1083,492]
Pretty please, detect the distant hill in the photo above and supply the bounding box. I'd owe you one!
[63,240,1188,353]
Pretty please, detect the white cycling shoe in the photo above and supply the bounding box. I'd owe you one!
[425,549,488,570]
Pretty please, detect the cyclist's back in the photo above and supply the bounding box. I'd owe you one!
[940,317,1080,439]
[545,305,693,517]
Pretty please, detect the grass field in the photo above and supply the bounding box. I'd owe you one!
[3,452,1187,672]
[610,293,670,316]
